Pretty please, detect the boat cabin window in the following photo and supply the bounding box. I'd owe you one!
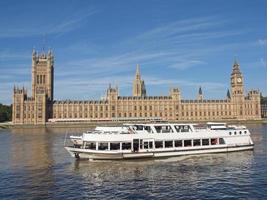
[144,142,149,149]
[210,127,227,130]
[134,125,144,131]
[149,141,153,148]
[143,141,153,149]
[219,138,225,145]
[122,142,131,150]
[211,138,218,145]
[174,125,191,132]
[174,140,182,147]
[193,139,201,146]
[144,126,152,133]
[133,139,139,152]
[202,139,209,146]
[184,140,192,147]
[139,139,143,149]
[110,143,120,150]
[98,143,108,150]
[155,126,161,133]
[154,125,173,133]
[85,142,96,150]
[155,141,163,148]
[165,140,173,148]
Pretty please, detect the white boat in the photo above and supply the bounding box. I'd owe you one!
[64,122,254,160]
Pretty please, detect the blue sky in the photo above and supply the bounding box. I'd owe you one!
[1,0,267,104]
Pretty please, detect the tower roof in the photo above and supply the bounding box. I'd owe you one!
[232,59,242,75]
[198,86,202,95]
[227,89,231,99]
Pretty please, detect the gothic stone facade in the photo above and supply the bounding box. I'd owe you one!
[12,50,53,125]
[12,51,261,125]
[261,97,267,118]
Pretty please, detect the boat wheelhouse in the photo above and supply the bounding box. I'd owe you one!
[64,122,254,160]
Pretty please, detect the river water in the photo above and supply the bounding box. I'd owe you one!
[0,124,266,200]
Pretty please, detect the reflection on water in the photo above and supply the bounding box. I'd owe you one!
[0,124,266,199]
[10,128,52,170]
[70,151,255,199]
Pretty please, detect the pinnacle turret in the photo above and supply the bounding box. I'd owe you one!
[135,64,141,79]
[32,48,36,56]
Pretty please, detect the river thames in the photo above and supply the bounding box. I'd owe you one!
[0,123,266,199]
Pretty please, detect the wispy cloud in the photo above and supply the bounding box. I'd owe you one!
[245,58,267,69]
[0,8,97,38]
[59,16,245,77]
[134,17,222,40]
[60,51,176,75]
[260,58,267,68]
[169,60,207,70]
[258,39,267,46]
[127,17,242,50]
[50,16,248,101]
[0,50,30,61]
[145,76,226,91]
[54,74,134,100]
[0,67,30,77]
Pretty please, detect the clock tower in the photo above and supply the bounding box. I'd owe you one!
[230,60,245,119]
[231,60,244,96]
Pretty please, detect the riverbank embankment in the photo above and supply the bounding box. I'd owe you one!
[1,119,267,129]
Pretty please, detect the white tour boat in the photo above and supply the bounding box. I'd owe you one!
[64,122,254,160]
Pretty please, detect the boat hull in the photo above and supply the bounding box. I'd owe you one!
[65,144,254,160]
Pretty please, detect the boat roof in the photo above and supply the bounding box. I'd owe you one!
[124,123,197,126]
[206,122,226,125]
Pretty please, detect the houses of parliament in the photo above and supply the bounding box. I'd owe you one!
[12,49,261,125]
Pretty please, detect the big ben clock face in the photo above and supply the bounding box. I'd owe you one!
[237,78,242,83]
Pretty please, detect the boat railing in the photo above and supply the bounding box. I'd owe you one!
[84,129,137,135]
[228,125,247,129]
[64,134,81,148]
[194,128,208,132]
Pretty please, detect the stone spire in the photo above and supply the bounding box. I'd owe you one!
[133,64,146,97]
[135,64,140,79]
[227,89,231,99]
[197,86,203,100]
[198,86,202,95]
[48,48,53,57]
[141,80,146,97]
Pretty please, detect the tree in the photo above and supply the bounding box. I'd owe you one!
[0,104,12,122]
